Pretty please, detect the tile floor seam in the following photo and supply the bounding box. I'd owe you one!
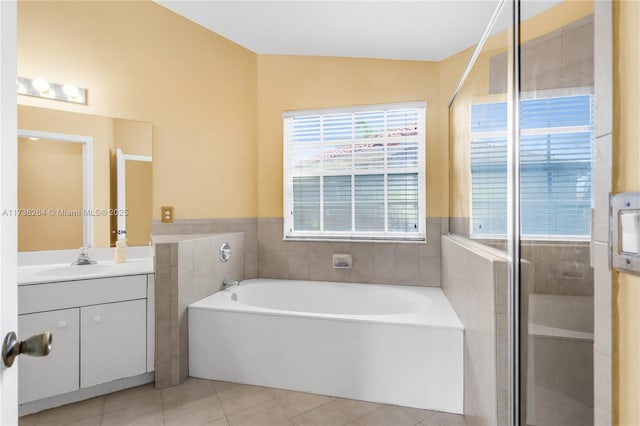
[221,394,279,420]
[160,390,168,426]
[284,396,336,419]
[99,396,106,426]
[207,380,219,397]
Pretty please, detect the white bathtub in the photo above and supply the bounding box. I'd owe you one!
[188,279,464,413]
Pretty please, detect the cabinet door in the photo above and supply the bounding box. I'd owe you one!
[18,309,79,404]
[80,299,146,388]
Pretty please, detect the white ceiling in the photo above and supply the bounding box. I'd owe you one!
[155,1,562,62]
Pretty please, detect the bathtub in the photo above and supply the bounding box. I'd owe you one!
[188,279,464,413]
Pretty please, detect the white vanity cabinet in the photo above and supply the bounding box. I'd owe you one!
[18,309,80,403]
[80,299,147,388]
[18,273,154,406]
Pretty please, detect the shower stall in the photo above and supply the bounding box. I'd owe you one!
[446,0,610,424]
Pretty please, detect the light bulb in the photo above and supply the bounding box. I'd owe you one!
[32,78,50,93]
[63,83,79,99]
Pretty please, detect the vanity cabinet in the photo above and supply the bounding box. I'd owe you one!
[18,309,80,403]
[18,273,153,406]
[80,299,147,388]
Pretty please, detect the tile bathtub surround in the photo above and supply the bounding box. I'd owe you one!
[19,378,468,426]
[258,218,448,286]
[448,217,470,239]
[152,218,258,279]
[154,233,245,389]
[440,235,533,426]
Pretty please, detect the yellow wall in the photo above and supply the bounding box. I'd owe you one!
[18,0,257,220]
[18,105,113,248]
[612,1,640,424]
[18,2,459,222]
[113,119,152,157]
[124,161,152,246]
[256,55,449,218]
[18,138,83,251]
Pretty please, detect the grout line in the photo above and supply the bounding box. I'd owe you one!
[98,396,105,426]
[288,398,337,422]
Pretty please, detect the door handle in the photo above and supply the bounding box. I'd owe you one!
[2,331,52,367]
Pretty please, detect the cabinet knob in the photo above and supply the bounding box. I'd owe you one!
[56,321,67,329]
[91,315,102,323]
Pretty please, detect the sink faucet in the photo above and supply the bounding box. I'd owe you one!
[222,278,240,290]
[73,246,97,266]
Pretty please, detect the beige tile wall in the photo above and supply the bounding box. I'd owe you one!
[489,15,594,94]
[449,218,470,239]
[152,218,257,279]
[479,239,594,297]
[441,235,512,426]
[257,217,447,286]
[522,243,593,296]
[154,233,245,388]
[592,1,612,424]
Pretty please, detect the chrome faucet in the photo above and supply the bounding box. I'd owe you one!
[222,278,240,289]
[73,246,96,266]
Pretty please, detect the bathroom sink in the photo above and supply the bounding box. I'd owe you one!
[34,264,115,277]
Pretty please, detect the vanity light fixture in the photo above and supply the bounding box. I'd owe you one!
[17,76,87,105]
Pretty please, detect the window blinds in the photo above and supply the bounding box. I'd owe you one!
[283,102,426,241]
[470,94,594,238]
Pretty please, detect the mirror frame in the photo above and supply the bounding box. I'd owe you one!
[17,129,94,248]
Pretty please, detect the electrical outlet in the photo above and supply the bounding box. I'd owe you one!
[161,206,174,223]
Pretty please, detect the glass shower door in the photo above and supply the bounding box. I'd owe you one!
[518,2,595,425]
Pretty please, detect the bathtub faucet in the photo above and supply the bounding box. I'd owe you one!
[222,278,240,289]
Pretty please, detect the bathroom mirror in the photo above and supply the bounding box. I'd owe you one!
[116,149,153,247]
[18,130,93,251]
[17,105,152,251]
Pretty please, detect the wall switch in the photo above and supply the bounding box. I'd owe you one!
[332,254,352,269]
[611,192,640,275]
[161,206,174,223]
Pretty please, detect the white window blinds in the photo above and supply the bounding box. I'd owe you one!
[470,93,594,238]
[283,101,426,241]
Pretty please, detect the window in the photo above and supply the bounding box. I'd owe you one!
[470,93,594,239]
[283,101,426,241]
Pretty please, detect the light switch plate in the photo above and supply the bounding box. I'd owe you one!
[161,206,174,223]
[610,192,640,275]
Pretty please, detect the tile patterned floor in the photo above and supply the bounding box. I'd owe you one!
[18,378,467,426]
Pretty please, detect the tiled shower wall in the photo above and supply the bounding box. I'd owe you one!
[441,235,510,426]
[482,240,593,297]
[592,1,613,424]
[258,218,448,286]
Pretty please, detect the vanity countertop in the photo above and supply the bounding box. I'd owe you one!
[18,258,154,285]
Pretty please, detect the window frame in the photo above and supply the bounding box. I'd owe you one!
[468,87,594,242]
[282,101,427,243]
